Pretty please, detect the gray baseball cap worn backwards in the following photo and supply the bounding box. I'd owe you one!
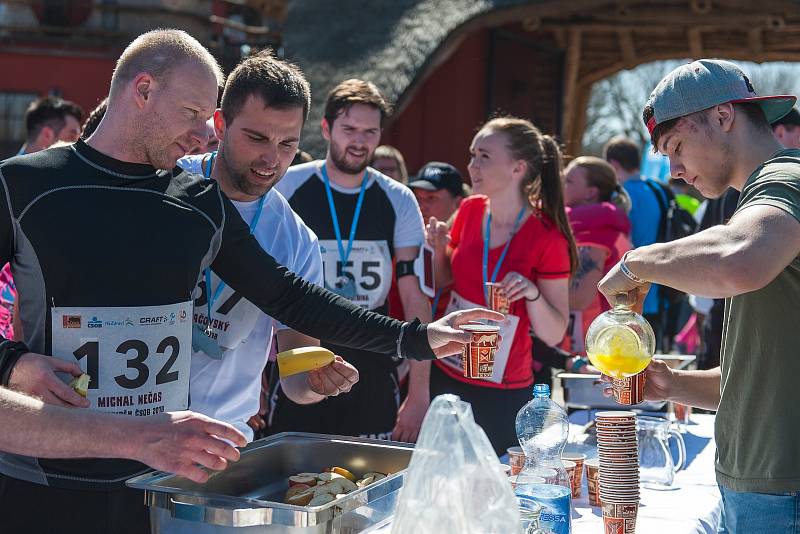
[643,59,797,137]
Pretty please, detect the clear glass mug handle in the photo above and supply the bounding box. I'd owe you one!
[669,429,686,472]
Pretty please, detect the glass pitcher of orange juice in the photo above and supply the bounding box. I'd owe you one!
[585,293,655,378]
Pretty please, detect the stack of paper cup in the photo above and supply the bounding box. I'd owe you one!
[596,411,640,533]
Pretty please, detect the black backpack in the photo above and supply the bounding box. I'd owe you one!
[643,180,698,244]
[643,180,698,306]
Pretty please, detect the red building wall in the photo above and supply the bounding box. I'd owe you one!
[382,30,490,180]
[0,50,115,115]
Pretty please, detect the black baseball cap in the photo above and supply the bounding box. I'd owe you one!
[771,107,800,127]
[408,162,465,197]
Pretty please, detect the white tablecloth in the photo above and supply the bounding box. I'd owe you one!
[568,411,721,534]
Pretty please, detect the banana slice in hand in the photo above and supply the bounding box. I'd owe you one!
[69,374,91,397]
[277,347,335,378]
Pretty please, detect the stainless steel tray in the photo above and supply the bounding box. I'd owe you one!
[557,354,696,411]
[127,432,414,533]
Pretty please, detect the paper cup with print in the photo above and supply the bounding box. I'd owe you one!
[485,282,510,314]
[610,371,647,405]
[560,459,577,492]
[461,324,500,378]
[586,459,601,506]
[507,446,526,475]
[602,501,639,533]
[563,452,586,498]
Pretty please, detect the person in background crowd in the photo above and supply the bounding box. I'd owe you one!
[274,80,432,443]
[390,161,469,401]
[177,51,360,442]
[603,136,668,346]
[6,97,84,343]
[81,98,108,139]
[186,117,220,154]
[371,144,408,184]
[405,161,468,320]
[427,116,577,454]
[599,58,800,533]
[409,161,467,224]
[0,386,245,483]
[558,156,631,358]
[18,96,84,155]
[771,106,800,149]
[291,148,313,166]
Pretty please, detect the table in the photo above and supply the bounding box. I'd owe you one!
[568,411,721,534]
[367,412,720,534]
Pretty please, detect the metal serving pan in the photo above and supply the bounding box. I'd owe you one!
[557,354,696,411]
[127,432,414,533]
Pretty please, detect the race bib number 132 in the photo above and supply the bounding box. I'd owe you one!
[51,302,193,416]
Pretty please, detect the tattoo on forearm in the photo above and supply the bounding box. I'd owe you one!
[572,247,601,288]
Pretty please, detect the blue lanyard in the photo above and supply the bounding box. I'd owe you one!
[482,206,527,304]
[204,192,266,326]
[202,152,217,178]
[321,163,369,266]
[431,288,444,317]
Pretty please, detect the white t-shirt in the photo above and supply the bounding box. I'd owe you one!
[179,154,323,441]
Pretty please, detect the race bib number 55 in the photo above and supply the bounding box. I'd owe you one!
[319,239,392,309]
[51,302,192,416]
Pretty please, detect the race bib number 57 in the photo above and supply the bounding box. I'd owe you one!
[51,302,193,416]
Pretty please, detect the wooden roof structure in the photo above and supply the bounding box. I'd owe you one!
[283,0,800,155]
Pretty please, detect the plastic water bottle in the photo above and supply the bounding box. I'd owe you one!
[514,383,572,534]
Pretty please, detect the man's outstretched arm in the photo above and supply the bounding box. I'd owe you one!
[0,387,246,483]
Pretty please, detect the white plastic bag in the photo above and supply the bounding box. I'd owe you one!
[391,394,520,534]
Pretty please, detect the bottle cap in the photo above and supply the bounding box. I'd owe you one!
[533,383,550,398]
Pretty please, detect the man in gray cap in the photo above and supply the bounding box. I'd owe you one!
[597,59,799,532]
[408,161,467,224]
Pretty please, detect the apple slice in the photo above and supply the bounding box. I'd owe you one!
[288,475,317,487]
[336,478,357,493]
[285,484,311,500]
[316,472,344,482]
[286,489,314,506]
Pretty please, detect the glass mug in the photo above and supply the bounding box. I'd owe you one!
[637,416,686,486]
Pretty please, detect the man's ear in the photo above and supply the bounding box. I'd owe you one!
[716,103,735,132]
[132,74,154,110]
[321,118,332,142]
[213,109,225,139]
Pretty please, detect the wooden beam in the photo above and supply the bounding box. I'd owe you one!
[561,29,582,155]
[618,29,636,66]
[749,28,764,55]
[688,28,703,58]
[570,83,593,155]
[579,49,800,88]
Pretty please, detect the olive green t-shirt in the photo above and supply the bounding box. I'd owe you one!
[716,149,800,493]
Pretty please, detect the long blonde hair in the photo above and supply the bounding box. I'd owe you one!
[482,117,578,275]
[567,156,632,214]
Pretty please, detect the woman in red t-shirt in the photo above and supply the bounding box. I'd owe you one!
[427,117,577,453]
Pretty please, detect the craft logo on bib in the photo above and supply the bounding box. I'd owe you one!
[319,239,392,309]
[51,301,192,416]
